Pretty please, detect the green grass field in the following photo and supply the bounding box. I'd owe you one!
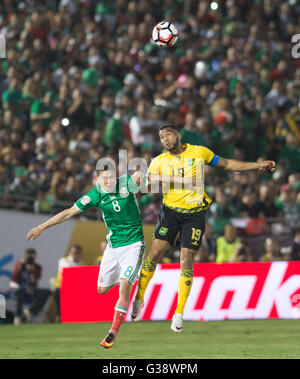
[0,319,300,359]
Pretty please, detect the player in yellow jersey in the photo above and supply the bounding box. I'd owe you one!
[131,124,276,332]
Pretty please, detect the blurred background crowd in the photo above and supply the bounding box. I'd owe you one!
[0,0,299,263]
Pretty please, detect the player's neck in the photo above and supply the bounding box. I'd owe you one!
[168,144,187,156]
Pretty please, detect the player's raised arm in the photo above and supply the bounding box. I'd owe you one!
[217,157,276,172]
[26,205,81,241]
[131,171,144,186]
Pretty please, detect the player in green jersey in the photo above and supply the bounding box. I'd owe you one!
[27,167,145,349]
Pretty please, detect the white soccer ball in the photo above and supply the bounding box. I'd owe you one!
[152,21,179,48]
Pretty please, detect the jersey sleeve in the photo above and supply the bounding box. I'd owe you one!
[74,186,100,212]
[118,174,141,194]
[127,173,145,193]
[198,146,220,167]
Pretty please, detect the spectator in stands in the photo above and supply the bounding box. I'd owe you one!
[290,228,300,261]
[235,241,252,262]
[67,88,94,128]
[116,73,139,106]
[277,184,300,226]
[209,188,235,234]
[30,91,53,128]
[240,188,261,218]
[102,105,125,154]
[265,81,287,110]
[53,244,83,322]
[142,194,162,224]
[11,248,50,325]
[226,182,244,216]
[216,224,241,263]
[260,237,285,262]
[129,100,154,150]
[1,78,22,113]
[94,91,115,131]
[257,184,279,218]
[8,166,37,211]
[179,111,202,146]
[278,132,300,174]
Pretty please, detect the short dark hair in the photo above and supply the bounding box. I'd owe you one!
[159,124,178,132]
[25,248,36,255]
[70,244,82,251]
[97,165,116,176]
[98,164,109,172]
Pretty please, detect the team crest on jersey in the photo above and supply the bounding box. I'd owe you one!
[120,187,129,198]
[80,196,90,206]
[187,158,194,166]
[159,227,168,236]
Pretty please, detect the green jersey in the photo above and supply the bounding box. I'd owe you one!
[74,175,144,248]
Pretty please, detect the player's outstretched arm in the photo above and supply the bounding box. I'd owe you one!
[26,205,81,241]
[131,171,144,186]
[217,157,276,172]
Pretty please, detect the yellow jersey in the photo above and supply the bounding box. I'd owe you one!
[148,144,220,213]
[216,236,241,263]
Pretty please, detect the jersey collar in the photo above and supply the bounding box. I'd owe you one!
[96,178,120,195]
[167,143,190,157]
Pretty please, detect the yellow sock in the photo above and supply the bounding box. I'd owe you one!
[175,269,193,314]
[136,257,157,301]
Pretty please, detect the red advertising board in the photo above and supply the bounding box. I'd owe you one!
[60,262,300,323]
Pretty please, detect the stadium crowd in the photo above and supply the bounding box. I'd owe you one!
[0,0,299,262]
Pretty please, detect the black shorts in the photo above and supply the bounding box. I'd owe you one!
[153,205,206,251]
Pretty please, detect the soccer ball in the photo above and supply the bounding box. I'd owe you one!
[152,21,179,48]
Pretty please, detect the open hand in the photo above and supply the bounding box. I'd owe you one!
[27,226,43,241]
[131,171,145,186]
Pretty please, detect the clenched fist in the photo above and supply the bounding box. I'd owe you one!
[257,160,276,172]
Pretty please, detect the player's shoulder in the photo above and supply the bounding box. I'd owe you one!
[155,150,169,159]
[118,174,129,182]
[187,144,212,154]
[83,185,101,203]
[151,151,169,163]
[58,256,69,267]
[118,174,131,189]
[187,144,217,162]
[59,256,68,263]
[89,185,101,197]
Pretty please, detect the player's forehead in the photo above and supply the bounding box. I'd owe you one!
[70,246,81,254]
[99,169,116,179]
[25,249,36,256]
[159,126,177,137]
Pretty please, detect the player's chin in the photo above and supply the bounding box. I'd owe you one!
[106,187,115,193]
[165,144,176,152]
